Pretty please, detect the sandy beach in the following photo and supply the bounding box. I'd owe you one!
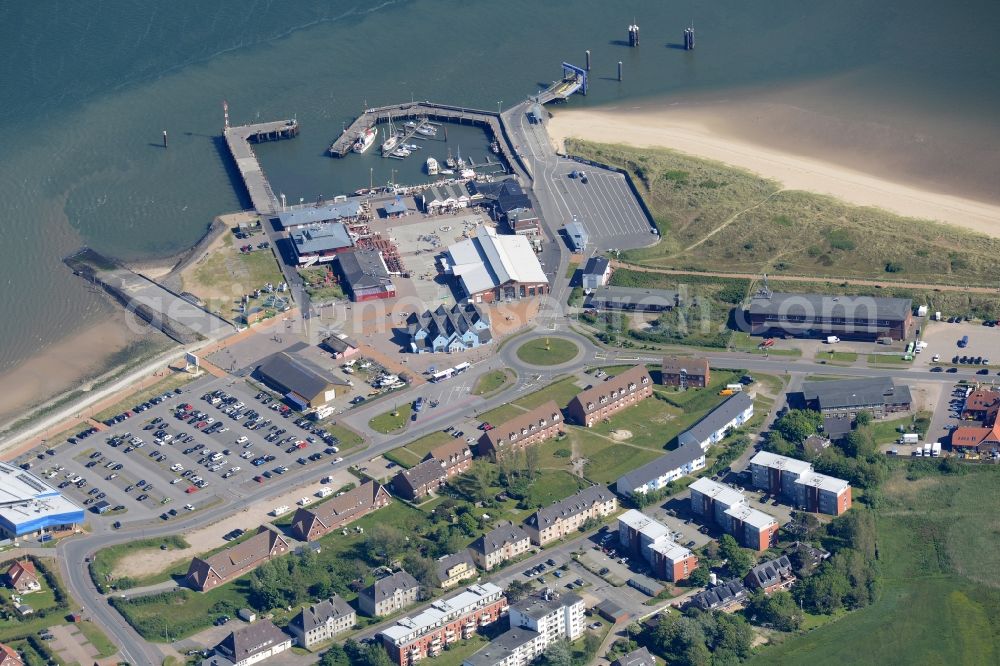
[547,106,1000,238]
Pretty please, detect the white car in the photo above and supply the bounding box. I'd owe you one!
[171,478,181,484]
[333,457,343,463]
[170,464,184,472]
[184,503,195,511]
[236,436,248,445]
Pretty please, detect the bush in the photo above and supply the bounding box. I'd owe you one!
[553,448,572,458]
[885,261,904,273]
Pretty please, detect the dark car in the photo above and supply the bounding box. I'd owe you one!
[947,367,959,373]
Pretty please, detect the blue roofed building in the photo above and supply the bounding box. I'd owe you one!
[0,463,84,538]
[408,304,492,353]
[277,201,363,230]
[290,223,354,265]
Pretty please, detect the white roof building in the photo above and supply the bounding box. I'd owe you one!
[446,226,548,299]
[749,451,813,476]
[0,463,85,538]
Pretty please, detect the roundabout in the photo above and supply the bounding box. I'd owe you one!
[514,336,581,367]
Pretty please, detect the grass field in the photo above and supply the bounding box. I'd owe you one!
[369,408,411,434]
[567,139,1000,288]
[323,423,365,451]
[473,369,515,396]
[819,350,859,363]
[92,371,194,423]
[181,232,286,316]
[515,338,580,366]
[478,376,584,426]
[751,464,1000,664]
[77,620,118,658]
[91,535,190,591]
[385,430,455,469]
[525,470,590,506]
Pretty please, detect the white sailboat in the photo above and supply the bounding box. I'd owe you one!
[381,112,399,154]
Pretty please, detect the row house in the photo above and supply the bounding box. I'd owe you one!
[523,485,618,546]
[289,480,391,541]
[477,401,563,459]
[186,527,289,592]
[566,365,653,427]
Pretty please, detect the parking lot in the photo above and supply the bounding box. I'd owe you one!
[921,320,999,371]
[18,374,353,529]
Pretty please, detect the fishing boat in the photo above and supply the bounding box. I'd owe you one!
[392,147,412,158]
[352,126,378,154]
[490,140,501,154]
[455,145,466,169]
[426,157,439,175]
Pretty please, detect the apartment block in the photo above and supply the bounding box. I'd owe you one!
[288,595,355,648]
[523,486,617,546]
[566,366,653,427]
[463,591,585,666]
[478,401,563,459]
[688,478,778,552]
[749,451,852,516]
[471,524,531,571]
[359,570,420,618]
[380,583,506,666]
[617,510,698,582]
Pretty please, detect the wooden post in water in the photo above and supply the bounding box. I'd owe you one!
[162,130,168,148]
[618,61,623,81]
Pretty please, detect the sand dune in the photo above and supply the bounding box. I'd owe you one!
[547,107,1000,239]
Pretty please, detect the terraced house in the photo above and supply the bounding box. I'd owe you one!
[523,486,618,546]
[471,523,531,571]
[392,459,448,501]
[289,480,391,542]
[477,400,563,459]
[379,583,506,666]
[186,526,289,592]
[566,365,653,427]
[427,440,473,479]
[408,303,492,354]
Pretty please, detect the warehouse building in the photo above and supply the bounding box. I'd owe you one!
[444,226,548,303]
[277,200,363,230]
[290,223,354,265]
[255,351,347,410]
[0,463,84,539]
[746,288,913,341]
[796,377,912,420]
[584,286,681,313]
[336,249,397,302]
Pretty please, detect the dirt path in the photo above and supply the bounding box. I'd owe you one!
[610,260,1000,294]
[680,189,786,253]
[113,469,353,579]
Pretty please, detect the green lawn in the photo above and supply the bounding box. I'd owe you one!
[385,431,455,469]
[384,447,423,469]
[324,423,365,451]
[369,408,411,434]
[525,470,590,506]
[581,438,663,484]
[478,403,528,425]
[820,350,859,363]
[751,465,1000,664]
[77,620,119,658]
[869,412,930,445]
[587,395,685,451]
[511,376,584,411]
[867,353,914,367]
[432,636,490,666]
[90,535,190,591]
[473,369,515,396]
[515,338,580,366]
[730,332,803,357]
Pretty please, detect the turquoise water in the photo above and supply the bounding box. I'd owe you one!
[1,0,998,373]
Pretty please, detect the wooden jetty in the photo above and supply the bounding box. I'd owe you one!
[223,119,299,215]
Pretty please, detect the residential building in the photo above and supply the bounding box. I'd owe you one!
[427,440,473,479]
[208,619,292,666]
[749,451,852,516]
[336,249,397,302]
[255,351,347,410]
[612,647,656,666]
[470,523,531,571]
[290,223,354,265]
[614,442,706,498]
[580,256,611,290]
[660,356,710,388]
[677,393,754,451]
[289,481,391,542]
[463,590,586,666]
[687,579,749,612]
[288,596,356,648]
[584,286,681,313]
[951,422,1000,455]
[359,570,421,617]
[566,365,653,428]
[380,583,506,666]
[617,510,698,582]
[0,643,21,666]
[5,561,40,593]
[445,226,548,303]
[796,377,912,420]
[186,527,290,592]
[689,478,779,552]
[746,289,914,341]
[523,486,618,546]
[408,303,492,354]
[478,401,563,459]
[744,556,796,595]
[565,220,588,253]
[276,201,363,231]
[321,333,360,359]
[392,459,448,501]
[962,388,1000,422]
[0,462,85,539]
[435,550,477,589]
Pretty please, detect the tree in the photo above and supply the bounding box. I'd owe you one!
[581,632,603,662]
[841,428,875,458]
[854,410,873,427]
[505,579,532,603]
[540,639,572,666]
[718,535,755,578]
[525,446,540,480]
[403,553,440,588]
[687,565,711,587]
[746,590,803,631]
[712,612,754,660]
[319,645,350,666]
[763,431,797,457]
[774,409,822,445]
[366,525,408,565]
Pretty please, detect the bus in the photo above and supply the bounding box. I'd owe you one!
[431,368,455,382]
[453,362,471,374]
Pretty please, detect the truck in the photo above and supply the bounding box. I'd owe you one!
[312,405,335,421]
[923,443,933,457]
[900,433,919,444]
[931,442,942,457]
[825,336,841,344]
[271,505,289,516]
[316,487,334,498]
[725,383,744,393]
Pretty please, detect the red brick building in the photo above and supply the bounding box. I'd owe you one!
[290,481,391,541]
[427,440,473,478]
[478,401,563,459]
[566,366,653,427]
[186,527,290,591]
